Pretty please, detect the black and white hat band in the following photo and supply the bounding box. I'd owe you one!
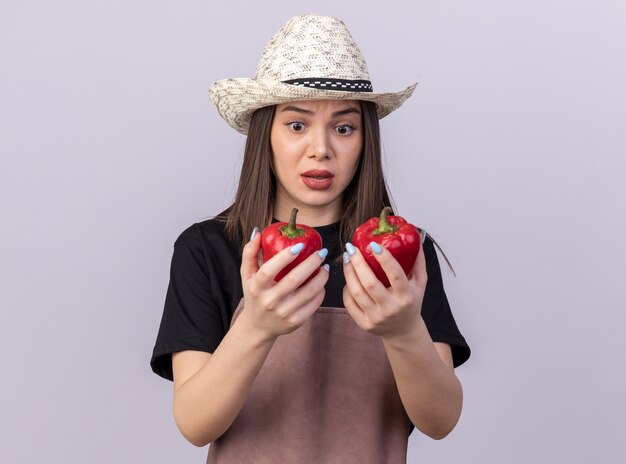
[282,78,373,92]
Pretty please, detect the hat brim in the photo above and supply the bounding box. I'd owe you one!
[209,78,417,135]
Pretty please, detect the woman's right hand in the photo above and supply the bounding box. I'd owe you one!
[238,227,330,340]
[172,228,328,447]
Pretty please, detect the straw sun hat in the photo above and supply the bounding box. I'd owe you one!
[208,14,417,135]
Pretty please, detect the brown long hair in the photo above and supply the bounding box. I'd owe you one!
[215,101,456,276]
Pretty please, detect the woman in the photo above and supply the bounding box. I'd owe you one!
[151,14,470,463]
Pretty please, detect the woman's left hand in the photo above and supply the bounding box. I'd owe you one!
[342,232,427,339]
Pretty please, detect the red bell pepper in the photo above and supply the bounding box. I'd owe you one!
[261,208,323,283]
[352,207,421,287]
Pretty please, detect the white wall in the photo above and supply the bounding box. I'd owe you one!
[1,1,624,462]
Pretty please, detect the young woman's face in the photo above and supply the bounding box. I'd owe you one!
[270,100,363,225]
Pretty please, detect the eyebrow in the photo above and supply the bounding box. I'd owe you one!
[280,105,361,117]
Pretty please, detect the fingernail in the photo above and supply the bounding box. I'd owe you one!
[343,252,350,264]
[291,243,305,255]
[345,242,356,256]
[322,264,330,272]
[421,229,427,245]
[369,241,382,255]
[249,227,258,241]
[318,248,328,259]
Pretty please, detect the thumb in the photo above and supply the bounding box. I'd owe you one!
[241,227,261,281]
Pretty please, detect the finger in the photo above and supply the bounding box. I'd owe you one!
[240,226,261,281]
[366,241,411,293]
[342,249,376,310]
[285,264,330,319]
[272,248,329,295]
[292,286,326,322]
[342,285,369,329]
[251,242,315,287]
[344,243,390,307]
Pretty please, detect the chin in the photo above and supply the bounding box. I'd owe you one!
[288,193,333,210]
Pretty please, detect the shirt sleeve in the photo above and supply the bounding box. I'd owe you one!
[150,224,227,381]
[420,236,471,368]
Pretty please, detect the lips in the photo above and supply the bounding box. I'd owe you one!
[302,169,333,178]
[301,169,334,190]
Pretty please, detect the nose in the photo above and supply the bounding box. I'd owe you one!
[307,127,331,160]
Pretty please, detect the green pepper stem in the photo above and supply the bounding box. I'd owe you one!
[373,206,398,235]
[280,208,306,238]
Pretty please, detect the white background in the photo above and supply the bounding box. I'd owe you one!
[1,1,625,462]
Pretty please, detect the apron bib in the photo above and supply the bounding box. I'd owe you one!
[207,300,411,464]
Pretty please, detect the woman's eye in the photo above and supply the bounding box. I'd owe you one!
[287,121,305,132]
[336,125,354,135]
